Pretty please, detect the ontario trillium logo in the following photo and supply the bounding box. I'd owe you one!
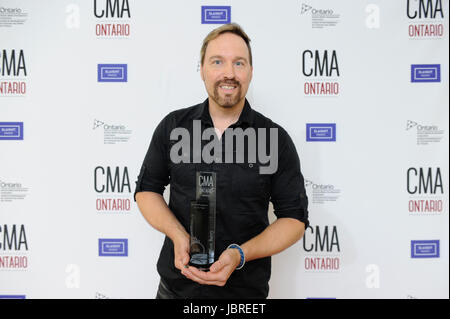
[301,3,313,14]
[304,178,341,205]
[92,119,132,144]
[300,2,340,29]
[406,120,418,130]
[93,119,105,130]
[406,120,444,145]
[0,179,28,203]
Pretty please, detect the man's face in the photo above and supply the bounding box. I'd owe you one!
[201,32,253,109]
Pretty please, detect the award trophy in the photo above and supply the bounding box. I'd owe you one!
[189,171,216,270]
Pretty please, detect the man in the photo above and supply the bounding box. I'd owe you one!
[135,23,309,299]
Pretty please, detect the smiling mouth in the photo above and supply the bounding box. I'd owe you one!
[218,82,239,92]
[220,85,236,90]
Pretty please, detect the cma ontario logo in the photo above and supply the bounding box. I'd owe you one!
[94,166,131,213]
[302,225,341,272]
[0,49,27,96]
[407,167,444,214]
[0,224,29,271]
[302,50,340,96]
[94,0,131,37]
[407,0,445,38]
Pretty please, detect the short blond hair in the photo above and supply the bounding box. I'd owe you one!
[200,23,252,66]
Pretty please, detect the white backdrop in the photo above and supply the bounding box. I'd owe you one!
[0,0,448,299]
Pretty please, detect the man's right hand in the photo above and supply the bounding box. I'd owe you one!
[173,231,190,271]
[135,191,191,271]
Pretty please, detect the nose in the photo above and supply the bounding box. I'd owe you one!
[223,61,235,79]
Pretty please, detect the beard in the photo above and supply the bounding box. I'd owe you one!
[212,80,242,109]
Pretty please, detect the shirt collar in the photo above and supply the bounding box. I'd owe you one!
[193,98,254,127]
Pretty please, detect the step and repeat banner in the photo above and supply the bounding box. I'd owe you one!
[0,0,448,299]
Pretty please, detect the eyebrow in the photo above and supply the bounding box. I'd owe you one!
[208,55,249,63]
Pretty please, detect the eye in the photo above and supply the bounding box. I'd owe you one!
[235,61,243,66]
[213,60,222,65]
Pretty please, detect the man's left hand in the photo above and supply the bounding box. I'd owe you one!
[181,248,241,286]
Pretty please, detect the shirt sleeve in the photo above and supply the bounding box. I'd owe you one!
[134,115,171,200]
[270,129,309,229]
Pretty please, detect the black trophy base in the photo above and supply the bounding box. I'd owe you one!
[188,254,212,271]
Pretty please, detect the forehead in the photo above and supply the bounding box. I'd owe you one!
[205,32,250,60]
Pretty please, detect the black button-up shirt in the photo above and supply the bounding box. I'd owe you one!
[134,98,309,299]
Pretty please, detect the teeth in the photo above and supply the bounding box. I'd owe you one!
[220,86,235,89]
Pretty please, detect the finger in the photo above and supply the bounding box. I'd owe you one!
[182,268,207,284]
[211,249,238,272]
[209,259,225,273]
[175,254,184,270]
[182,268,224,286]
[186,266,213,280]
[181,254,190,267]
[175,252,190,270]
[188,266,227,283]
